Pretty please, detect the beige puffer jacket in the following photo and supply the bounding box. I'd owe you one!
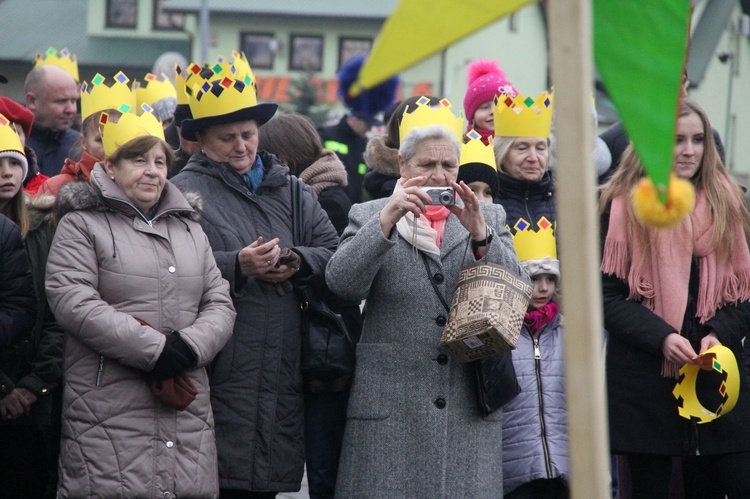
[46,165,236,499]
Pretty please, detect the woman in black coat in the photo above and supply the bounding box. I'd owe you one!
[599,99,750,498]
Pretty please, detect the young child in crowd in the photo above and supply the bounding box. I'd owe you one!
[502,227,570,498]
[458,129,499,202]
[463,59,517,145]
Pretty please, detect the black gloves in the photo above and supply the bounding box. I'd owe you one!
[151,332,196,381]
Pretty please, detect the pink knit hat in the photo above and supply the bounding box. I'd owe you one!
[463,59,516,126]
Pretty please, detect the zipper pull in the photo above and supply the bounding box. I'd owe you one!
[95,355,105,386]
[534,339,541,360]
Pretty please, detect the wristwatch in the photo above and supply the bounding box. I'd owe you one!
[471,226,494,250]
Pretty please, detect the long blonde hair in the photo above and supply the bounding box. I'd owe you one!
[599,98,750,261]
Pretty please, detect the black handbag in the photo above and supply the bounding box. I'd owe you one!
[423,254,521,416]
[290,177,362,392]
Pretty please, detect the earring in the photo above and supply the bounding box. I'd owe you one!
[110,176,115,180]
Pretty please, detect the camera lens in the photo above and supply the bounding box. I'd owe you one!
[439,191,453,205]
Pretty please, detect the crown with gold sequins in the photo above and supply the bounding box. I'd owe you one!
[398,96,464,143]
[494,91,553,138]
[34,47,79,81]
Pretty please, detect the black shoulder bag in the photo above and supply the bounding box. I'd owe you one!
[291,177,362,392]
[422,253,521,416]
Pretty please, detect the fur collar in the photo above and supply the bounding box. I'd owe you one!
[363,135,400,177]
[55,179,202,222]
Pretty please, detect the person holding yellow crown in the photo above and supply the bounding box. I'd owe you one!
[600,99,750,497]
[493,91,556,244]
[46,105,236,498]
[326,97,526,497]
[171,63,341,497]
[25,49,81,177]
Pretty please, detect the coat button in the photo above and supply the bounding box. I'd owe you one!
[166,441,174,448]
[433,273,444,284]
[168,266,176,273]
[435,315,447,326]
[434,397,447,409]
[163,493,172,499]
[437,353,449,365]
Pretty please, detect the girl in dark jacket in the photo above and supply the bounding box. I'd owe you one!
[0,114,53,498]
[600,98,750,498]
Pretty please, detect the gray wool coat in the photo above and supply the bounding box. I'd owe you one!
[326,198,527,498]
[172,151,339,493]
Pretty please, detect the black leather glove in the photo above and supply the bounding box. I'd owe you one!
[151,332,196,381]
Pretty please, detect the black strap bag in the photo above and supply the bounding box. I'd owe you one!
[422,253,521,417]
[291,177,362,392]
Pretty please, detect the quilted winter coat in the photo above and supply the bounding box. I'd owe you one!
[46,165,236,498]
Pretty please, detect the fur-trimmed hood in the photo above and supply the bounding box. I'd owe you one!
[55,166,202,223]
[363,135,400,177]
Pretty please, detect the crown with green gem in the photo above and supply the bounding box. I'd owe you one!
[81,72,136,121]
[186,66,259,121]
[34,47,79,82]
[99,103,165,157]
[494,91,553,138]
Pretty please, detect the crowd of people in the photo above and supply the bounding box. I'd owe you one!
[1,45,749,499]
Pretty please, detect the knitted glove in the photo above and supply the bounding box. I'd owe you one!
[151,332,195,381]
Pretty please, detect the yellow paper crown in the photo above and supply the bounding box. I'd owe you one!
[398,96,464,143]
[100,103,165,157]
[461,130,497,170]
[187,70,258,120]
[494,92,553,138]
[0,113,25,156]
[135,73,177,110]
[34,47,79,82]
[175,63,204,105]
[213,51,255,83]
[511,217,557,262]
[80,72,135,121]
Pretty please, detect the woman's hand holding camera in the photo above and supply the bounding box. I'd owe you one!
[380,176,432,237]
[448,180,488,245]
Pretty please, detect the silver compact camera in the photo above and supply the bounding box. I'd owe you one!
[420,186,455,206]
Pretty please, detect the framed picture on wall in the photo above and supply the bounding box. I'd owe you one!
[106,0,137,28]
[338,37,372,69]
[289,34,324,72]
[153,0,185,30]
[240,32,276,70]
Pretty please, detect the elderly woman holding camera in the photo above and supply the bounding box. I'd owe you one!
[326,113,525,497]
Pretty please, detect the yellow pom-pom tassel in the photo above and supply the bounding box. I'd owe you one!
[631,174,695,228]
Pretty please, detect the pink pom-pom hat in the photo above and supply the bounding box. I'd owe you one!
[463,59,516,128]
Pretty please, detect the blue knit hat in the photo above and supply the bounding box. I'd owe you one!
[338,56,399,125]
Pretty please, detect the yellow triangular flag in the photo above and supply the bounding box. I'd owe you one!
[349,0,534,96]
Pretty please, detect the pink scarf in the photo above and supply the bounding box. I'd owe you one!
[601,184,750,376]
[393,179,451,254]
[524,302,559,337]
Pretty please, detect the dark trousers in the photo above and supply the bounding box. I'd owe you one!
[304,389,350,499]
[505,477,569,499]
[0,424,49,498]
[623,452,750,499]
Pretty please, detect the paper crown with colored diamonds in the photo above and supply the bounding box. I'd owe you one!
[511,217,557,262]
[134,73,177,121]
[179,61,277,141]
[0,113,28,168]
[494,92,553,138]
[398,96,464,143]
[34,47,79,82]
[175,63,203,106]
[100,103,165,157]
[460,130,497,169]
[80,72,136,121]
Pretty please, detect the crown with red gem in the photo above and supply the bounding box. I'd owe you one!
[100,103,165,157]
[186,67,258,121]
[398,96,464,143]
[34,47,79,82]
[494,91,553,138]
[511,217,556,261]
[80,72,136,121]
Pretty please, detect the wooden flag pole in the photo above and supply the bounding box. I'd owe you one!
[547,0,611,497]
